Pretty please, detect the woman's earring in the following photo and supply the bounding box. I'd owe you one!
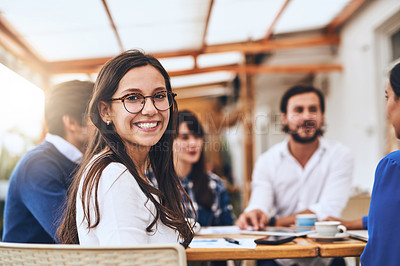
[106,120,111,126]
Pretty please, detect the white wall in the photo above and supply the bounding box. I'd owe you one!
[334,0,400,192]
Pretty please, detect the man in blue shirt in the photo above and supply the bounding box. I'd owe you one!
[2,80,94,243]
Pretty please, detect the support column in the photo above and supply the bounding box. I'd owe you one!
[240,55,255,207]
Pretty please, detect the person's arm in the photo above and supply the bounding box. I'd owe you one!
[20,158,70,242]
[360,154,400,264]
[362,215,368,229]
[236,154,274,230]
[235,209,269,230]
[308,145,354,219]
[324,216,365,230]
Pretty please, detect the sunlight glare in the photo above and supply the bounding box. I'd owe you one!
[0,63,44,139]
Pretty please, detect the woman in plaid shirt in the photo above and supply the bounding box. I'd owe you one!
[173,110,235,226]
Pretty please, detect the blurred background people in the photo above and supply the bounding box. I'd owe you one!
[173,110,235,227]
[236,85,353,230]
[2,80,94,243]
[57,50,194,248]
[236,85,353,266]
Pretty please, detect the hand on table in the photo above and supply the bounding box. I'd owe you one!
[235,209,268,231]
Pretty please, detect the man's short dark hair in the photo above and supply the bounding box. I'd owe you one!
[45,80,94,137]
[280,85,325,114]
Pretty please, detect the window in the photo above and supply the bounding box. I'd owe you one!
[391,28,400,61]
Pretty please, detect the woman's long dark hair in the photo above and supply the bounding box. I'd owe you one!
[57,50,194,248]
[390,62,400,97]
[176,110,214,209]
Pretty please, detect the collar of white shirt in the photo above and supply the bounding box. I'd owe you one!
[45,133,83,163]
[280,137,328,158]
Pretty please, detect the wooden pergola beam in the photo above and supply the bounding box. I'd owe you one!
[205,34,340,54]
[101,0,124,52]
[46,62,342,76]
[201,0,214,49]
[47,61,342,76]
[326,0,368,33]
[168,63,343,76]
[0,15,46,73]
[47,34,340,74]
[263,0,291,41]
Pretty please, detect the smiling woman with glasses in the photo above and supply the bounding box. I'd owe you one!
[57,49,195,248]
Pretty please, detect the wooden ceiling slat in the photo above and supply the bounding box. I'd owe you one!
[201,0,214,50]
[326,0,368,33]
[47,34,340,74]
[263,0,291,41]
[0,15,46,72]
[168,63,343,76]
[102,0,124,52]
[46,61,342,76]
[205,34,340,54]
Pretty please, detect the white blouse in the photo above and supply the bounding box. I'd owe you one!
[76,160,179,246]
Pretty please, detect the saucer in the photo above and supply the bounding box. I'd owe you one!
[307,232,349,241]
[291,225,314,231]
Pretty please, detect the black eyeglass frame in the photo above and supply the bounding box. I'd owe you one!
[110,91,177,114]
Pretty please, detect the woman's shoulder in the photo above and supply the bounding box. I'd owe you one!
[102,161,128,174]
[377,150,400,171]
[87,154,127,174]
[384,150,400,161]
[85,156,134,188]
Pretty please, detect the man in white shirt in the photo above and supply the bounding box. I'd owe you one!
[236,85,353,266]
[236,85,353,230]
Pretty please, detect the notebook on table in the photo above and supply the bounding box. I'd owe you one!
[240,226,314,237]
[348,230,368,241]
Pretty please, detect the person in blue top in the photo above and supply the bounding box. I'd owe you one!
[361,62,400,265]
[2,80,94,243]
[173,110,235,226]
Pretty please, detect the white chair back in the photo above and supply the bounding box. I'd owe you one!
[0,242,187,266]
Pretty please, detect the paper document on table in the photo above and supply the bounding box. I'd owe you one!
[240,227,314,237]
[189,238,257,249]
[197,226,242,235]
[348,230,368,241]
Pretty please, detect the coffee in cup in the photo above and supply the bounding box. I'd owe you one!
[314,221,347,236]
[296,214,317,227]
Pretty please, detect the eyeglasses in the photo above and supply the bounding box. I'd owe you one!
[110,91,176,114]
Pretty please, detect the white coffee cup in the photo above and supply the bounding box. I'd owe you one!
[296,214,317,227]
[314,221,347,236]
[186,218,201,234]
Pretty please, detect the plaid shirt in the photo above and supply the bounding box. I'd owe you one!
[147,170,235,226]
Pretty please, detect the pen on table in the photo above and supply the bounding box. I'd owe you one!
[224,237,240,245]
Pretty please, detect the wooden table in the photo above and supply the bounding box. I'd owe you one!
[186,234,366,261]
[313,238,366,257]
